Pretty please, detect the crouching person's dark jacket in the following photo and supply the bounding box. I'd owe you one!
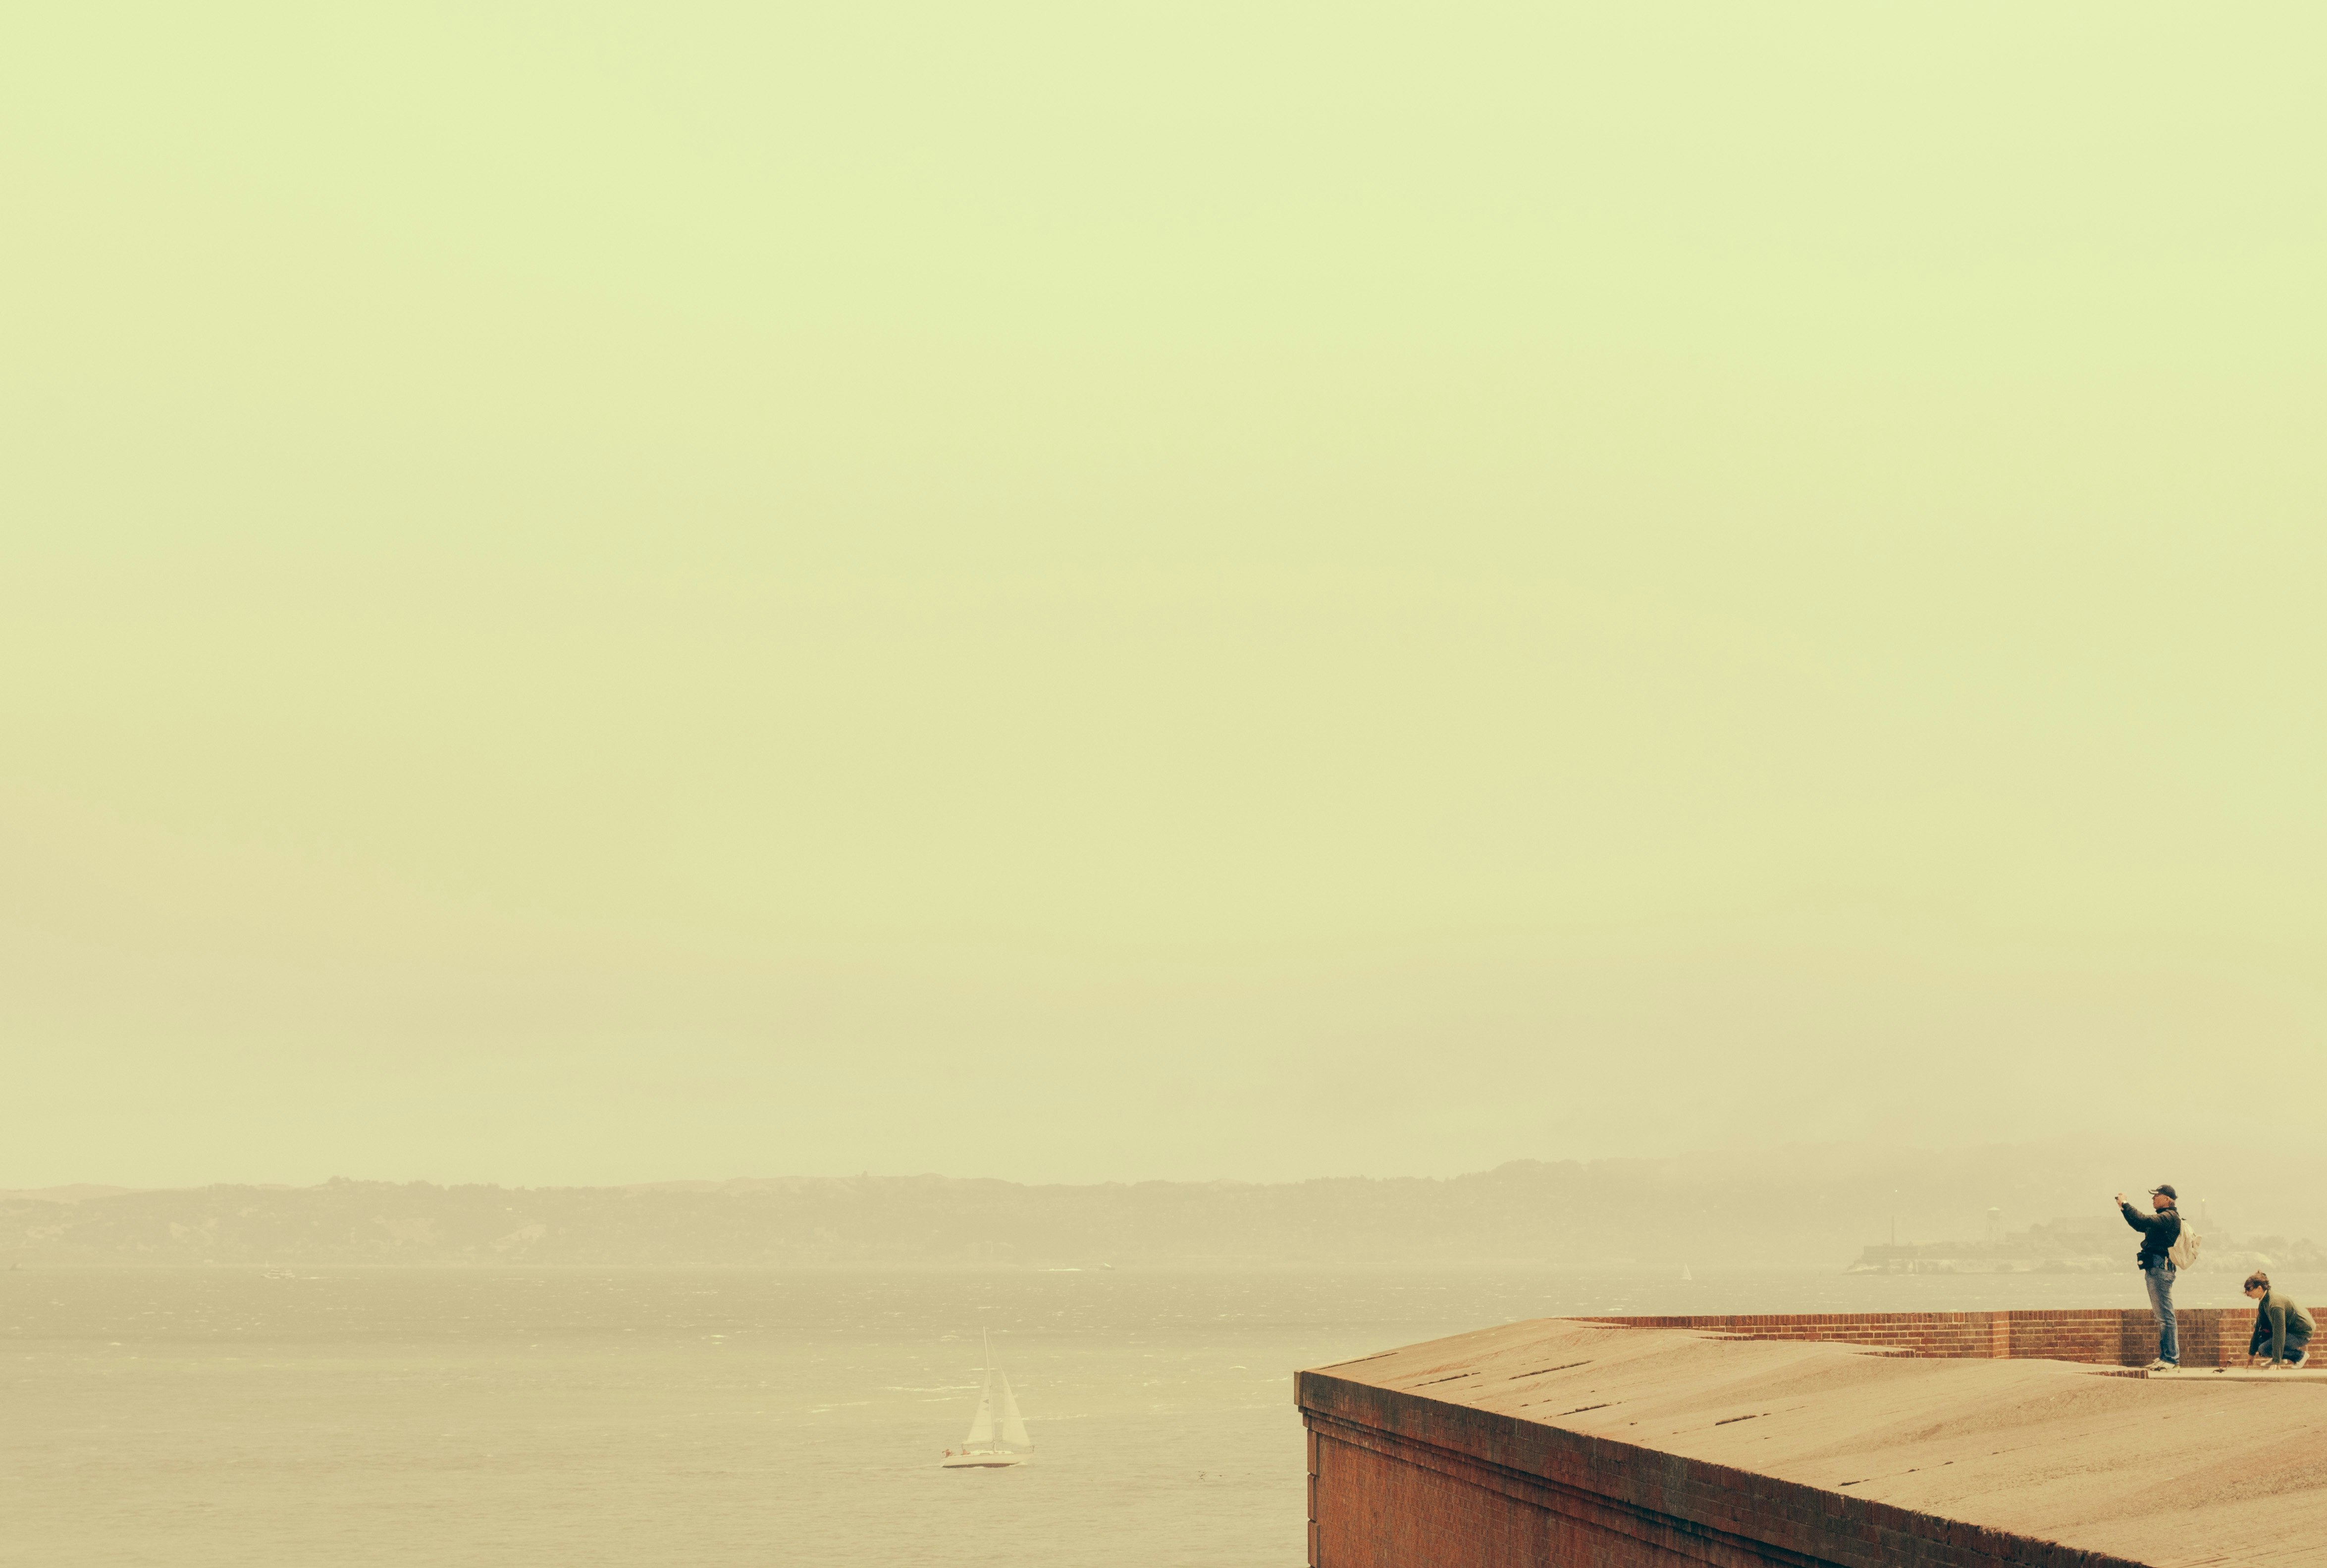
[2249,1291,2315,1362]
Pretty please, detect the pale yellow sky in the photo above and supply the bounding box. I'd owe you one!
[3,5,2322,1185]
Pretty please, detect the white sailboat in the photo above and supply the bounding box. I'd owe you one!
[941,1330,1032,1469]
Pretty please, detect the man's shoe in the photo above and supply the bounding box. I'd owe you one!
[2144,1359,2171,1371]
[2154,1362,2179,1373]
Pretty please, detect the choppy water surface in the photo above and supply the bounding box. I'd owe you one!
[4,1264,2302,1567]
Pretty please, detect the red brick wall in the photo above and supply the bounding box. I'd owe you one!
[1571,1308,2255,1368]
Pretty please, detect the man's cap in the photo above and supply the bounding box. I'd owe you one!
[2150,1183,2177,1201]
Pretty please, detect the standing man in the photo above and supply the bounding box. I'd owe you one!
[2115,1185,2181,1372]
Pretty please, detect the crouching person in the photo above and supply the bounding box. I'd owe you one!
[2244,1271,2315,1369]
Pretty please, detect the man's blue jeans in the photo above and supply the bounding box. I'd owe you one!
[2143,1263,2178,1365]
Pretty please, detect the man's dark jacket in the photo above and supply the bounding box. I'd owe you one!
[2118,1202,2180,1268]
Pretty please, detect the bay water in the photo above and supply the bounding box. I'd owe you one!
[5,1264,2300,1567]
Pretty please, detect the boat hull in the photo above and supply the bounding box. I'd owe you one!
[940,1453,1029,1469]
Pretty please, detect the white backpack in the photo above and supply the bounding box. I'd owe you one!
[2168,1220,2201,1269]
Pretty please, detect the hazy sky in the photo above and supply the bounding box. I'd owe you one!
[4,5,2322,1187]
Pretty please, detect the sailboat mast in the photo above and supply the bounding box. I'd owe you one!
[959,1327,999,1450]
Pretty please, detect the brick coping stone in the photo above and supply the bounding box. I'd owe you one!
[1297,1313,2327,1568]
[1568,1307,2268,1372]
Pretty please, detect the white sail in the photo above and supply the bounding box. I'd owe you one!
[942,1330,1031,1468]
[996,1369,1031,1451]
[962,1369,996,1447]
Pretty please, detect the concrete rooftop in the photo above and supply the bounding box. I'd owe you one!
[1311,1317,2327,1567]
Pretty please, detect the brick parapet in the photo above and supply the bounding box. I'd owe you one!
[1571,1308,2254,1368]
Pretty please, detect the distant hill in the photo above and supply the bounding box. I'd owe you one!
[9,1143,2323,1269]
[1846,1209,2327,1276]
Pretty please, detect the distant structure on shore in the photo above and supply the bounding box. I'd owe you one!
[1849,1207,2327,1275]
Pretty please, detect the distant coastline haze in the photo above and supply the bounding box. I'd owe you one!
[9,1142,2327,1273]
